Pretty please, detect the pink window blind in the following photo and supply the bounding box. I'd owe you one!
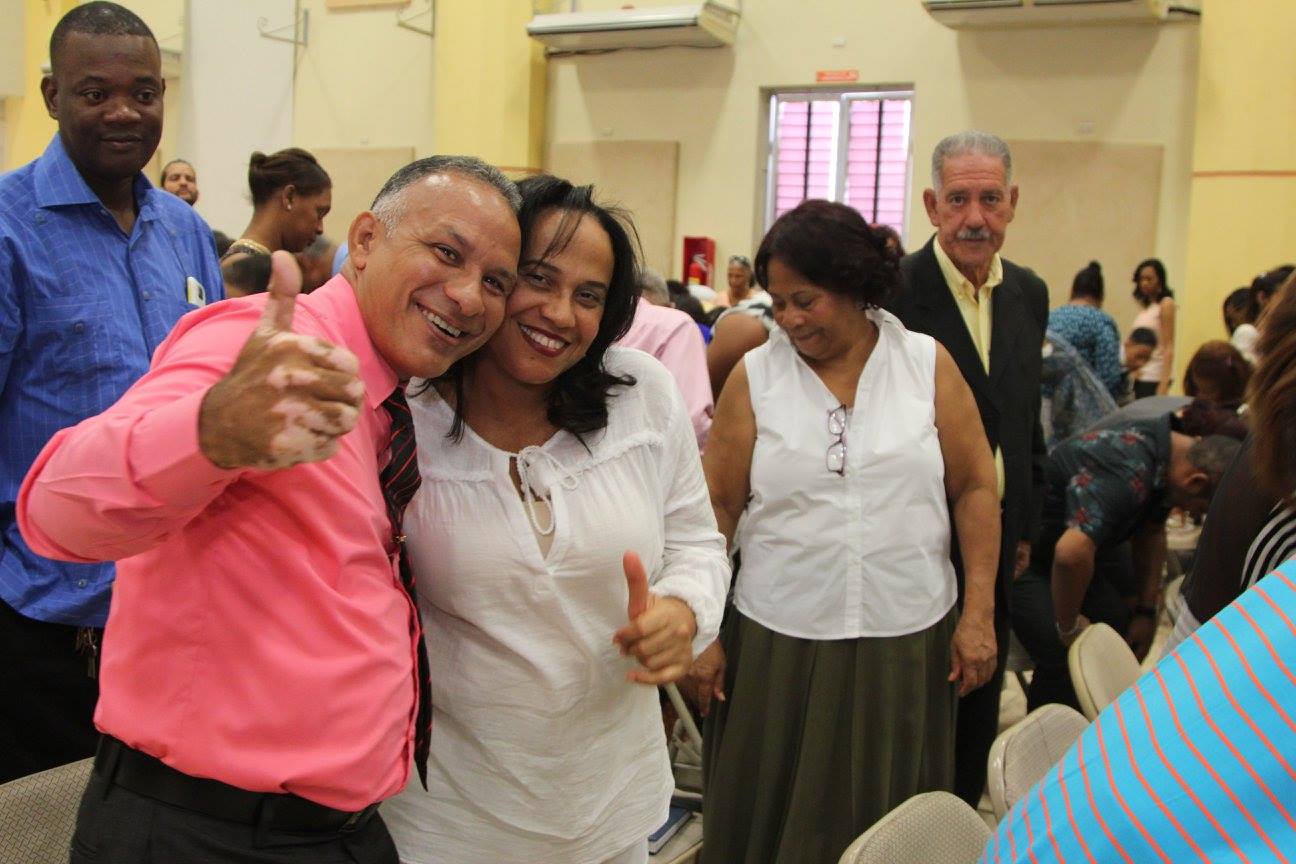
[770,93,912,236]
[773,100,837,220]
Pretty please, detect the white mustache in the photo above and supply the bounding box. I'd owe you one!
[956,228,991,241]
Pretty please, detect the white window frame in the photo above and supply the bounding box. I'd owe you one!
[762,87,914,235]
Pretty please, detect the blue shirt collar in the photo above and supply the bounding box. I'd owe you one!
[33,134,159,221]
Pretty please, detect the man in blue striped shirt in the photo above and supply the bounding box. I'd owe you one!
[983,557,1296,863]
[0,2,222,781]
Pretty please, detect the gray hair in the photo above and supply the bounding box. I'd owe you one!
[1188,435,1242,491]
[931,131,1013,191]
[636,269,670,306]
[370,155,521,229]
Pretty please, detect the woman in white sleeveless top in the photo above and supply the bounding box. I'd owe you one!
[381,176,729,864]
[692,201,1000,864]
[1130,258,1176,398]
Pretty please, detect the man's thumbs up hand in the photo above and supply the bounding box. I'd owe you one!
[199,251,365,471]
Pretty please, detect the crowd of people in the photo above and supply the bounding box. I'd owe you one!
[2,4,1294,864]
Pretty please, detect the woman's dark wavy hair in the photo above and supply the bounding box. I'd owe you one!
[441,174,642,443]
[1182,340,1252,411]
[1223,286,1253,332]
[1131,257,1173,305]
[1071,260,1104,303]
[1249,264,1295,320]
[247,147,331,206]
[1249,269,1296,505]
[753,200,902,307]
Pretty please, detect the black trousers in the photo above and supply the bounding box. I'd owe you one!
[1010,544,1136,712]
[1132,380,1160,400]
[952,593,1009,807]
[70,767,399,864]
[0,599,100,783]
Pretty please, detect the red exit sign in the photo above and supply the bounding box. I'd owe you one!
[816,69,859,83]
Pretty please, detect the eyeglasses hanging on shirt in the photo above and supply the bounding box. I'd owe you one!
[827,404,847,476]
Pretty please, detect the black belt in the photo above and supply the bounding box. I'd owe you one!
[94,736,379,835]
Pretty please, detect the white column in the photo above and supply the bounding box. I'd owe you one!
[179,0,294,237]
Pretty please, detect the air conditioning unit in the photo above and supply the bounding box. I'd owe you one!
[924,0,1200,28]
[526,3,739,52]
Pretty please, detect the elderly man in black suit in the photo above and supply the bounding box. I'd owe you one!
[888,131,1048,807]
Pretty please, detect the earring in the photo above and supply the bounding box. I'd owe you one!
[286,203,293,211]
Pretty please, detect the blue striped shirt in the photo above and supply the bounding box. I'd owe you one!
[982,558,1296,863]
[0,135,223,626]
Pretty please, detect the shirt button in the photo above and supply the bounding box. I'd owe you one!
[73,322,85,333]
[142,291,152,300]
[76,579,88,588]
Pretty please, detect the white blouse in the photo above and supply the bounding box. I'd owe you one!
[734,308,958,640]
[381,347,730,864]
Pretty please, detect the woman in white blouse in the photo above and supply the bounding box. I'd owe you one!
[691,200,1000,864]
[381,175,729,864]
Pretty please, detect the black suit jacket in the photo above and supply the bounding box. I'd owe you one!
[889,236,1048,591]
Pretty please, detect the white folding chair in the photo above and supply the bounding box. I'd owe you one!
[986,704,1089,819]
[0,758,93,864]
[836,791,990,864]
[1068,622,1141,720]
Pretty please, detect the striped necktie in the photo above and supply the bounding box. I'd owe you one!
[380,387,432,788]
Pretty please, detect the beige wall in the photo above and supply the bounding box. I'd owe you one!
[545,1,1200,298]
[292,0,436,235]
[292,0,436,161]
[1178,0,1296,385]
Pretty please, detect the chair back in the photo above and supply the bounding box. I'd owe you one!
[1068,622,1141,720]
[987,704,1089,819]
[836,791,991,864]
[0,758,93,864]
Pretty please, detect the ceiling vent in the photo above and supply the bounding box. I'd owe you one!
[923,0,1201,28]
[526,3,739,52]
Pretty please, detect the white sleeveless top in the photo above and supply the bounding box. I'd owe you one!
[735,308,957,640]
[1133,300,1168,383]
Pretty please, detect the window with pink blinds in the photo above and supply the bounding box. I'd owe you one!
[767,92,912,236]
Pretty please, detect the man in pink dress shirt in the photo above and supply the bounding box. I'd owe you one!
[617,269,713,449]
[18,156,521,863]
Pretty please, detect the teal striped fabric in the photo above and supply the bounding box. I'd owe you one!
[983,558,1296,863]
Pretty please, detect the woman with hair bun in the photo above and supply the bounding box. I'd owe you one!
[221,147,332,296]
[692,199,1000,863]
[1046,260,1123,397]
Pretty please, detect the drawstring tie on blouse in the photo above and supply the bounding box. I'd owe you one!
[515,446,580,536]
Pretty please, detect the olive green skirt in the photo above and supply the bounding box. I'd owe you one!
[700,606,957,864]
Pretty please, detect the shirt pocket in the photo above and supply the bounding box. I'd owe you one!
[25,294,147,415]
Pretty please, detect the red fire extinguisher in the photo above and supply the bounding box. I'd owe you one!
[687,253,709,286]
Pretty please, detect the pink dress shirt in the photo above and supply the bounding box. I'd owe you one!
[17,275,416,811]
[617,298,713,448]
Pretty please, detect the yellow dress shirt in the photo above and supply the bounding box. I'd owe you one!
[933,239,1006,499]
